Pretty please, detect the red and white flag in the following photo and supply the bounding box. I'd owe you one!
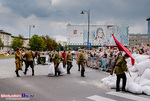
[112,34,135,66]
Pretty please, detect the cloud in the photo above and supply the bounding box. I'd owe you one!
[53,35,67,42]
[0,0,150,42]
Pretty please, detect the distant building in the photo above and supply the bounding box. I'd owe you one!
[128,33,148,46]
[58,41,67,46]
[146,16,150,42]
[0,30,11,51]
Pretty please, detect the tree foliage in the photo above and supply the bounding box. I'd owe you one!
[42,35,59,51]
[11,37,23,51]
[29,34,44,51]
[58,43,63,51]
[0,38,4,49]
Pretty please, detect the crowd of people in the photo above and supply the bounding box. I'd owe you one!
[14,43,150,78]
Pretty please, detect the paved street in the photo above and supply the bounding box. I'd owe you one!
[0,58,150,101]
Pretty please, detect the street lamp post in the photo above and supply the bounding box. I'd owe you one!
[29,25,35,39]
[81,10,90,49]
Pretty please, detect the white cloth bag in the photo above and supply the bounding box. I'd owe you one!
[48,63,55,76]
[58,62,66,74]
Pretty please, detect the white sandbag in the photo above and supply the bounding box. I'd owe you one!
[48,63,55,76]
[142,86,150,95]
[58,62,66,74]
[108,82,116,89]
[101,77,109,83]
[107,75,116,82]
[126,82,142,94]
[135,55,149,63]
[141,68,150,80]
[46,55,49,62]
[126,58,131,63]
[135,76,141,84]
[132,54,140,58]
[127,63,132,68]
[139,77,150,86]
[34,58,37,65]
[134,59,150,75]
[126,72,138,83]
[128,66,138,72]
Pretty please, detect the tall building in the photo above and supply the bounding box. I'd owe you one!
[0,30,11,51]
[146,16,150,42]
[128,33,148,46]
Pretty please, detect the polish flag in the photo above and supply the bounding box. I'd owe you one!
[112,34,134,66]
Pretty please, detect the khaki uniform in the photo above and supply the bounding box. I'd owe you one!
[114,56,128,91]
[21,49,26,66]
[77,51,86,71]
[15,51,22,71]
[52,52,63,76]
[65,52,73,74]
[52,52,63,64]
[77,51,86,77]
[114,56,128,75]
[49,53,52,62]
[23,50,35,75]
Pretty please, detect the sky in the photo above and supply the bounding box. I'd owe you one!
[0,0,150,42]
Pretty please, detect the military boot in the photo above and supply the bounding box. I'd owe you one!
[23,68,28,75]
[81,70,85,77]
[15,71,20,77]
[32,68,34,76]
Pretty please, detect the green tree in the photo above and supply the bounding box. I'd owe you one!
[0,38,4,49]
[11,37,23,51]
[52,40,59,50]
[64,45,68,51]
[42,35,59,51]
[29,34,44,51]
[58,43,63,51]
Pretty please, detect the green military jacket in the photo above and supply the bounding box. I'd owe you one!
[15,51,22,63]
[21,49,26,54]
[23,50,34,61]
[52,52,63,64]
[77,51,86,64]
[114,56,128,75]
[65,52,72,62]
[49,53,52,58]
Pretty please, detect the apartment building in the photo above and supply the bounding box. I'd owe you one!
[129,33,148,46]
[0,30,12,51]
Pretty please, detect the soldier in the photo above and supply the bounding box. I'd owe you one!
[77,47,87,77]
[62,50,66,68]
[77,49,81,71]
[52,49,63,76]
[49,51,53,62]
[23,46,35,76]
[21,46,26,68]
[65,48,73,74]
[15,47,22,77]
[114,54,129,92]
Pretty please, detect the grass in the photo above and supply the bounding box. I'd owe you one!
[0,55,15,59]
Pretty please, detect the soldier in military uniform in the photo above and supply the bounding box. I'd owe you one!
[49,51,52,62]
[23,46,35,76]
[52,49,63,76]
[77,49,81,71]
[77,47,87,77]
[21,46,26,68]
[15,47,22,77]
[114,54,129,92]
[65,48,73,74]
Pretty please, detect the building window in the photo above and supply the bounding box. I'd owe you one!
[3,35,4,39]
